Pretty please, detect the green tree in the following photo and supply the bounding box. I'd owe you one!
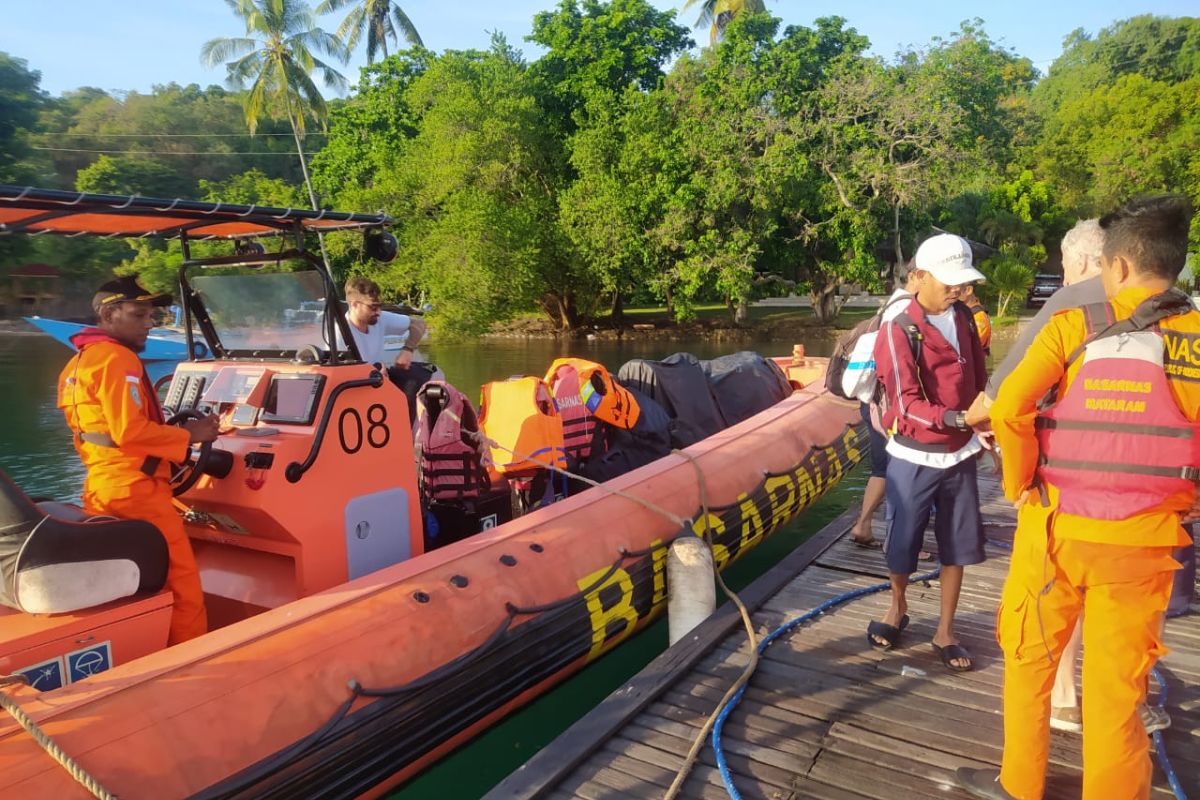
[681,0,767,45]
[316,0,423,63]
[202,0,349,211]
[75,154,195,198]
[809,49,966,316]
[980,255,1034,318]
[0,53,47,267]
[528,0,692,139]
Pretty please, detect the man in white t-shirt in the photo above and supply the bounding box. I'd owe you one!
[344,275,426,368]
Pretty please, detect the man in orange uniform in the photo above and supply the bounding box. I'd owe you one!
[957,195,1198,799]
[960,282,992,356]
[57,277,219,644]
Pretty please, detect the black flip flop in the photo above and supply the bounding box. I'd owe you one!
[851,537,883,551]
[933,642,974,672]
[866,614,909,650]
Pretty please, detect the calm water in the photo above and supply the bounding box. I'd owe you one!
[0,327,869,798]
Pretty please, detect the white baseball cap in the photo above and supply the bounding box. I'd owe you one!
[914,234,986,286]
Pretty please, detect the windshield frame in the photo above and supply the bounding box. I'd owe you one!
[178,237,364,364]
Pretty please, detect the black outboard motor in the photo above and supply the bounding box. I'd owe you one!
[0,470,168,614]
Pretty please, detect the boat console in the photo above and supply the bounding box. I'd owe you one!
[166,360,421,629]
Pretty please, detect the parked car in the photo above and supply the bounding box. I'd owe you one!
[1026,273,1064,307]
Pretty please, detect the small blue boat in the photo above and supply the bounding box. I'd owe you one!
[23,316,208,362]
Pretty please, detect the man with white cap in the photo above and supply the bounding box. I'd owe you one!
[868,233,989,672]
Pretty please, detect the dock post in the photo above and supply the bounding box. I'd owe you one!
[668,537,715,645]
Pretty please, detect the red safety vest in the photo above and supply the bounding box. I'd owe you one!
[1036,300,1200,520]
[544,360,597,464]
[413,381,489,501]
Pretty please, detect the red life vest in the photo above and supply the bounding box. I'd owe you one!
[413,381,490,501]
[544,360,596,464]
[1036,298,1200,520]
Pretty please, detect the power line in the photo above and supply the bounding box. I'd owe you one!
[32,146,318,156]
[35,131,327,138]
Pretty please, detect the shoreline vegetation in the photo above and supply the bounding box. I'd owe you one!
[0,300,1032,342]
[1,10,1196,340]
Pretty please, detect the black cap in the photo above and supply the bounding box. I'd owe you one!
[94,275,172,308]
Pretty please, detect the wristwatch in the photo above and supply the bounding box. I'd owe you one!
[400,345,414,353]
[953,411,968,430]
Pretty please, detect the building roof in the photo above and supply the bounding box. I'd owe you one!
[9,263,61,277]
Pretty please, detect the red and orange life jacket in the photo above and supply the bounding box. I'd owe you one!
[1036,299,1200,520]
[544,358,640,464]
[413,381,489,502]
[479,376,567,475]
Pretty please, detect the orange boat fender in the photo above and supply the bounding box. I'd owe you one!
[479,376,567,474]
[413,381,490,502]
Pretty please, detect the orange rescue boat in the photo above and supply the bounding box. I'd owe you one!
[0,186,863,799]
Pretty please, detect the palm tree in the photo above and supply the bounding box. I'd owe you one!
[316,0,423,63]
[681,0,767,45]
[201,0,349,211]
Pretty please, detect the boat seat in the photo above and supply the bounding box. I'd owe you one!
[0,470,170,615]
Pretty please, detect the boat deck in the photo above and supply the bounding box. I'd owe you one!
[487,470,1199,799]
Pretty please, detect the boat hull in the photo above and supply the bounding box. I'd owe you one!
[0,365,863,799]
[23,317,202,362]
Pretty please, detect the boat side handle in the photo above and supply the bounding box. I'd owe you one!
[285,371,384,483]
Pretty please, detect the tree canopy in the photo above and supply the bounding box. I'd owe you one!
[1,4,1197,329]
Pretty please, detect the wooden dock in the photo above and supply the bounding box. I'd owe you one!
[486,471,1199,799]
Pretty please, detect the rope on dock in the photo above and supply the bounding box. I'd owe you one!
[662,452,757,800]
[705,537,1190,800]
[0,686,118,800]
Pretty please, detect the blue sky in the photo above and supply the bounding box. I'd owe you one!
[1,1,1195,97]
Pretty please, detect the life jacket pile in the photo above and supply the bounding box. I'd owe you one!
[544,358,640,465]
[1036,293,1200,520]
[414,381,490,502]
[479,376,567,475]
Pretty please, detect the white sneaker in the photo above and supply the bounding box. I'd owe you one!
[1049,705,1082,733]
[1140,704,1171,734]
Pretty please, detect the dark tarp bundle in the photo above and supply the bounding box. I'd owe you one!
[701,351,793,426]
[617,353,726,448]
[579,388,672,484]
[0,469,168,614]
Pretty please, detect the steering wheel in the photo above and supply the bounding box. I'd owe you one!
[166,409,214,496]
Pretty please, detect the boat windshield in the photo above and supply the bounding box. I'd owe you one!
[191,270,332,355]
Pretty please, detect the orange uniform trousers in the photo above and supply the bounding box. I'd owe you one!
[996,517,1176,800]
[84,478,208,645]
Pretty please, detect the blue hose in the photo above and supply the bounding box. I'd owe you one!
[711,567,940,800]
[709,560,1190,800]
[1151,666,1190,800]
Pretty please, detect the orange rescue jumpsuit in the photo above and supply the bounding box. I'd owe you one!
[990,286,1194,799]
[58,335,207,644]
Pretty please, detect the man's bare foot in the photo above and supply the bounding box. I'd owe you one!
[869,603,908,648]
[932,633,972,670]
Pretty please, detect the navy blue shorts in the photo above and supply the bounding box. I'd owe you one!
[861,403,887,478]
[884,456,985,575]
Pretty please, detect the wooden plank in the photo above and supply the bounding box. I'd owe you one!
[489,464,1199,798]
[482,504,863,800]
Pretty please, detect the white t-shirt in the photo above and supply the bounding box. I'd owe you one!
[342,310,410,365]
[884,304,981,468]
[925,308,961,354]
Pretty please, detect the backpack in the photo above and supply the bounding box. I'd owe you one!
[826,292,916,402]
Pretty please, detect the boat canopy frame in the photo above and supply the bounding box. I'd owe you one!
[0,185,391,365]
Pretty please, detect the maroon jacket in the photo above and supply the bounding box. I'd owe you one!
[872,299,987,451]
